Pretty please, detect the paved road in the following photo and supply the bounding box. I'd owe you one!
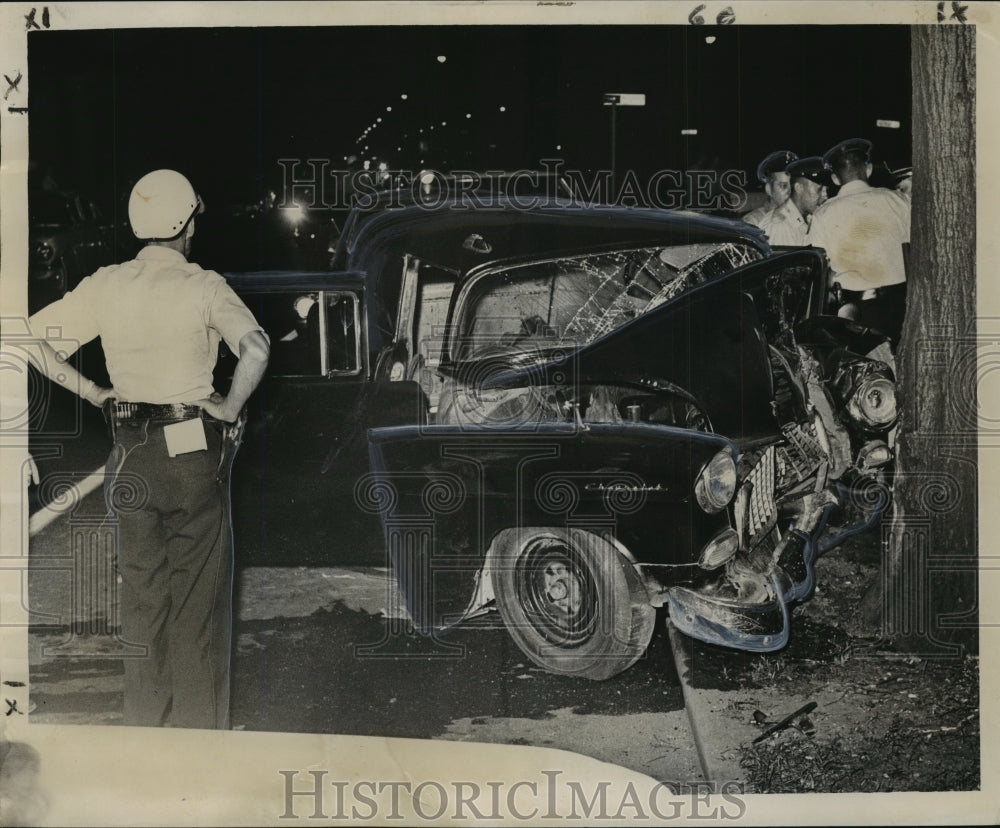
[25,486,703,784]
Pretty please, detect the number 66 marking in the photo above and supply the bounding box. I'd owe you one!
[688,5,736,25]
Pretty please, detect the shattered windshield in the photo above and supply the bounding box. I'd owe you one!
[454,242,763,362]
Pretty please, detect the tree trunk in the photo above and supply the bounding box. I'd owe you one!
[861,24,977,657]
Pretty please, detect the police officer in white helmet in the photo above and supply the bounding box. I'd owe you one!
[29,169,270,729]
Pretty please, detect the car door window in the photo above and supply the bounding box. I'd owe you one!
[221,289,362,378]
[325,292,361,375]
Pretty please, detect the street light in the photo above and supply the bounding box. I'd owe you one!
[603,93,646,193]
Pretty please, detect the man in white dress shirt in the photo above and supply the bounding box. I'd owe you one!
[807,138,911,345]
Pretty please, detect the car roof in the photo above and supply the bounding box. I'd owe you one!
[335,196,770,276]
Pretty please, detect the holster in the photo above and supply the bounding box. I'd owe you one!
[102,398,118,443]
[215,409,247,480]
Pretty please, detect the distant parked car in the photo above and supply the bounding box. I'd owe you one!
[29,189,116,312]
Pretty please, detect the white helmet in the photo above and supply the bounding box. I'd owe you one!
[128,169,203,240]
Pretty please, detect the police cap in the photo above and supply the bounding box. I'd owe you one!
[822,138,873,168]
[786,156,832,186]
[756,150,799,184]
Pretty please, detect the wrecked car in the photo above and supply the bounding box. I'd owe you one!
[224,192,895,679]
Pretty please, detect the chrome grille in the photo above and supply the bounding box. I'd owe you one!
[776,421,825,491]
[743,444,777,545]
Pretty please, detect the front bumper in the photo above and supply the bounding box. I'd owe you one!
[667,474,890,652]
[668,570,792,652]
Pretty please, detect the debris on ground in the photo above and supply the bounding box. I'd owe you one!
[733,547,980,793]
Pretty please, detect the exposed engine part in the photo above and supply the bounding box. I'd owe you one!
[856,439,893,472]
[797,345,853,479]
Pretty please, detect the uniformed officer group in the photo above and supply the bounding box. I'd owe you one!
[744,138,911,346]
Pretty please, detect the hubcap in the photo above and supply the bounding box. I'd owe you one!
[542,562,583,615]
[515,537,598,647]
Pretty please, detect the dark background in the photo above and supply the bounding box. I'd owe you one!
[28,25,911,216]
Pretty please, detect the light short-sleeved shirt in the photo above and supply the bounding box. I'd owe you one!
[742,203,773,228]
[757,198,809,246]
[29,245,262,404]
[806,179,911,291]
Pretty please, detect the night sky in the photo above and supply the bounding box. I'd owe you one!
[27,25,911,213]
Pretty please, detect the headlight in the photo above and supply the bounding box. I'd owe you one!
[694,449,737,513]
[698,527,739,569]
[847,374,897,429]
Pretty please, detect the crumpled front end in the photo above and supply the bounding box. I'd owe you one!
[668,413,892,651]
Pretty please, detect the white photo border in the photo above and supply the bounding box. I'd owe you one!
[0,2,996,825]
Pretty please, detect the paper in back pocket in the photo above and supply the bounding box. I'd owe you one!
[163,418,208,457]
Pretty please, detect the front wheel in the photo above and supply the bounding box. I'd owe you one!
[490,528,655,680]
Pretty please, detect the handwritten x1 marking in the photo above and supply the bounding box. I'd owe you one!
[25,7,51,30]
[4,71,23,101]
[5,698,23,716]
[938,1,969,23]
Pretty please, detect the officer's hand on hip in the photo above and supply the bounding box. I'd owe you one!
[84,383,116,408]
[196,392,240,423]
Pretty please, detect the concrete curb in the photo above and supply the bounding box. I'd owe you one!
[28,465,106,535]
[667,620,755,789]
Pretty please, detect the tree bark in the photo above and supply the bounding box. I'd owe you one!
[861,24,977,657]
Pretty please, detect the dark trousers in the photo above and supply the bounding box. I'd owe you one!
[839,282,908,347]
[105,417,238,729]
